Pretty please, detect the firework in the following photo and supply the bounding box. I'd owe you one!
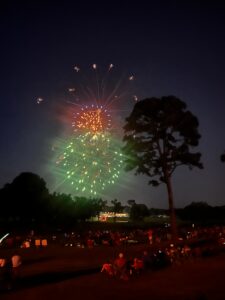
[109,63,114,70]
[72,105,112,133]
[55,132,124,195]
[74,66,80,72]
[129,75,134,81]
[69,63,137,109]
[68,88,76,92]
[133,95,138,101]
[37,97,43,104]
[52,64,137,196]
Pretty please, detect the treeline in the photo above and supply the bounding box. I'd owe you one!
[176,202,225,224]
[0,172,108,229]
[0,172,225,230]
[129,203,225,225]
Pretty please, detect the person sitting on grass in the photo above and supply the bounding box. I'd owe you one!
[101,261,114,276]
[130,258,144,275]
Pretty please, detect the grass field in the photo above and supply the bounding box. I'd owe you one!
[1,244,225,300]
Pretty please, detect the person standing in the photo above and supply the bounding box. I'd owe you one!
[113,253,128,280]
[11,253,22,284]
[0,258,12,291]
[0,258,7,290]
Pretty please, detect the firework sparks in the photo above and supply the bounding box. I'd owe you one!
[109,63,114,71]
[52,64,137,196]
[74,66,80,72]
[55,133,124,195]
[73,105,111,133]
[129,75,134,81]
[133,95,138,101]
[37,97,43,104]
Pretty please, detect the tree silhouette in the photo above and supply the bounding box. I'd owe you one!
[127,199,136,207]
[91,198,107,220]
[111,199,123,222]
[123,96,203,241]
[129,203,149,221]
[0,172,54,231]
[50,192,75,225]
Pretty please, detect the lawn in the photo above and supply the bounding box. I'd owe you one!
[1,244,225,300]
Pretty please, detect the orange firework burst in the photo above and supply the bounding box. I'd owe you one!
[72,105,112,134]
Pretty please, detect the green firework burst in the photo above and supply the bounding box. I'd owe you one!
[53,131,124,196]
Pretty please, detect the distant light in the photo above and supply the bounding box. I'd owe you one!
[0,233,9,244]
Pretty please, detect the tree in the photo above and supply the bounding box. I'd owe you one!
[123,96,203,241]
[50,192,75,225]
[129,203,149,221]
[127,199,136,207]
[111,199,123,222]
[91,198,107,220]
[178,202,212,222]
[0,172,50,223]
[221,152,225,162]
[74,197,96,222]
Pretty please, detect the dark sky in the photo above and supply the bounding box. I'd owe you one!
[1,0,225,208]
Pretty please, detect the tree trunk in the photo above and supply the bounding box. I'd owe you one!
[165,174,178,243]
[114,212,116,223]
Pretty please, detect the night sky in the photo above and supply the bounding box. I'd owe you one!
[1,0,225,208]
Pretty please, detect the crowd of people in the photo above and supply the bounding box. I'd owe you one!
[98,225,225,281]
[1,224,225,249]
[101,252,147,280]
[100,236,225,281]
[100,245,189,281]
[0,224,225,288]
